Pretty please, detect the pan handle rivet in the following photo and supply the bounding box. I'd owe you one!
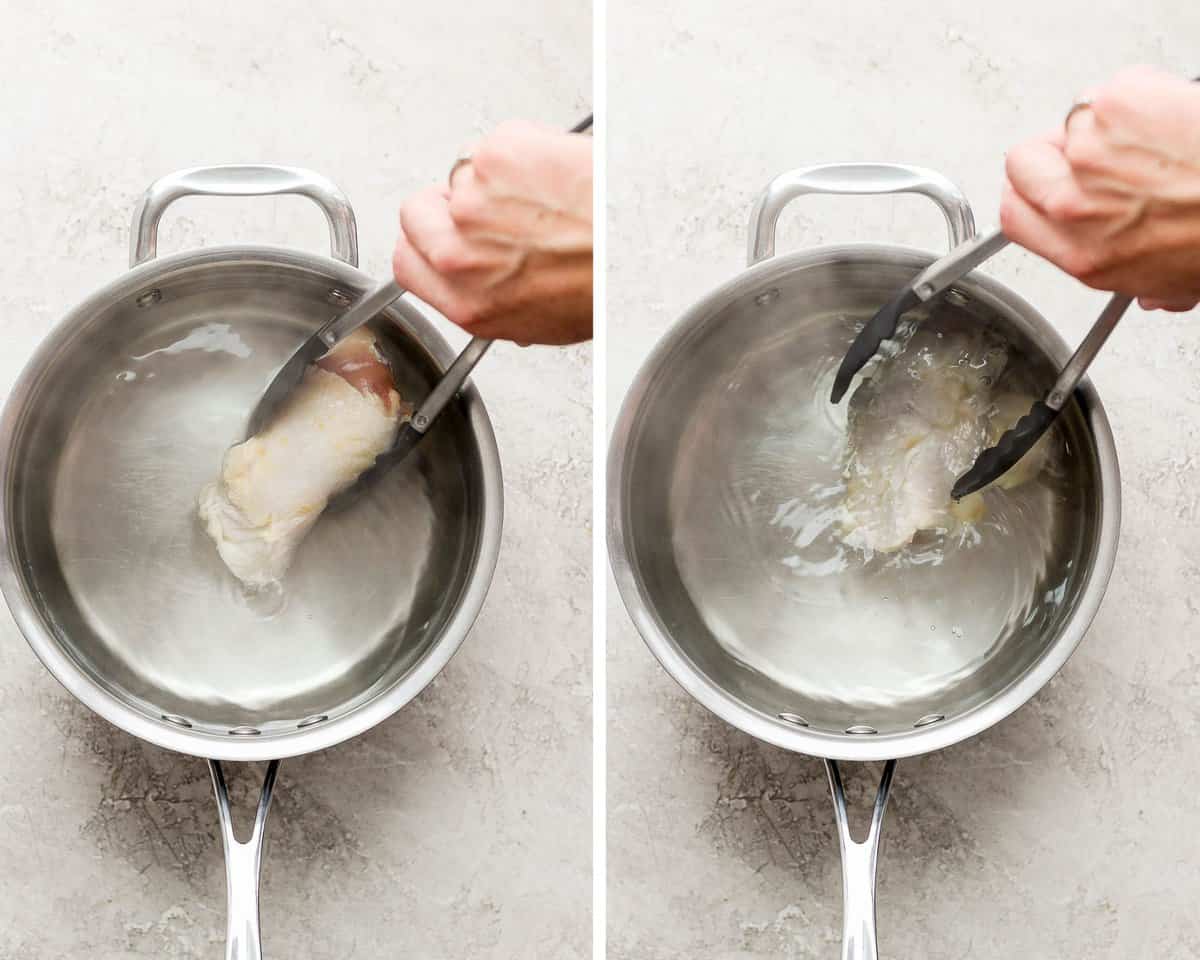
[136,288,162,308]
[228,725,262,736]
[161,713,192,728]
[754,288,780,307]
[913,714,945,727]
[845,724,878,735]
[778,712,809,726]
[328,288,352,306]
[297,714,329,728]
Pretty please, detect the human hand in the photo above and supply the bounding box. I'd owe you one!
[392,120,593,345]
[1001,66,1200,312]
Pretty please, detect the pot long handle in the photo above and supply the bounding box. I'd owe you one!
[824,759,897,960]
[130,165,359,268]
[746,163,975,266]
[209,759,280,960]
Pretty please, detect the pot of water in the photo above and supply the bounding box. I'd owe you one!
[607,162,1120,958]
[0,165,504,959]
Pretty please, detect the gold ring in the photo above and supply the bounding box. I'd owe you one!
[448,154,472,186]
[1064,98,1093,130]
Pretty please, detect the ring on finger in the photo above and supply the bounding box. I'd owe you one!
[1064,97,1093,130]
[448,154,472,187]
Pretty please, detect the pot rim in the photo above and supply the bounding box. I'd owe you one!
[0,243,505,762]
[607,241,1121,763]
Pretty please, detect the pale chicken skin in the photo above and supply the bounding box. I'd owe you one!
[840,324,1041,553]
[199,329,404,586]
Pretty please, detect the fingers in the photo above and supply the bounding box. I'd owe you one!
[394,183,526,330]
[400,185,490,274]
[1005,135,1112,223]
[471,120,563,194]
[391,228,461,319]
[1005,137,1071,214]
[1092,65,1198,141]
[390,120,594,345]
[1138,296,1200,313]
[1000,68,1200,302]
[999,179,1094,278]
[468,125,593,225]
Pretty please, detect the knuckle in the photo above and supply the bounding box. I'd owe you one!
[470,142,505,179]
[472,120,539,177]
[1004,138,1044,178]
[429,240,491,275]
[1075,269,1108,291]
[1060,247,1100,279]
[1062,134,1101,172]
[398,194,432,234]
[1003,144,1029,180]
[1091,88,1123,122]
[428,243,468,274]
[1043,190,1090,222]
[1093,66,1158,119]
[447,186,485,226]
[446,299,488,328]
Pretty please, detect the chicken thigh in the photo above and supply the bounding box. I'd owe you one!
[199,329,405,586]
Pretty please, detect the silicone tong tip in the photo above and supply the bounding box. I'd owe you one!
[830,288,922,404]
[951,400,1058,499]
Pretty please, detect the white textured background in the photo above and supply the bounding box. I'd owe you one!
[0,2,590,957]
[608,2,1200,957]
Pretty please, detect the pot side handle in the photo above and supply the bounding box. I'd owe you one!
[825,758,897,960]
[746,163,975,266]
[209,759,280,960]
[130,165,359,268]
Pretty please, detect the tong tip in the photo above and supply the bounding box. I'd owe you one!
[951,400,1058,499]
[829,288,922,405]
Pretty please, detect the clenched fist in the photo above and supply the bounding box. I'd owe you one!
[1002,66,1200,312]
[392,121,593,344]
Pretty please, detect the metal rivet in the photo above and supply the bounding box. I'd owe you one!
[945,288,969,307]
[297,714,328,729]
[915,282,935,299]
[754,288,780,307]
[914,714,945,728]
[328,288,352,306]
[228,725,262,736]
[136,289,162,308]
[845,724,878,735]
[413,414,429,429]
[161,713,192,728]
[778,712,809,727]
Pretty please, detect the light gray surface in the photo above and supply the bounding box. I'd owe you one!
[609,3,1200,958]
[0,2,590,957]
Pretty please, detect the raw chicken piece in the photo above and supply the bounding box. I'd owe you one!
[840,325,1007,553]
[199,329,405,586]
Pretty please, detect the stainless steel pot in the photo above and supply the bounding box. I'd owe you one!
[608,163,1120,958]
[0,165,503,959]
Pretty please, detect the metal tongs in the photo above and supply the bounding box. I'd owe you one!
[829,225,1132,498]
